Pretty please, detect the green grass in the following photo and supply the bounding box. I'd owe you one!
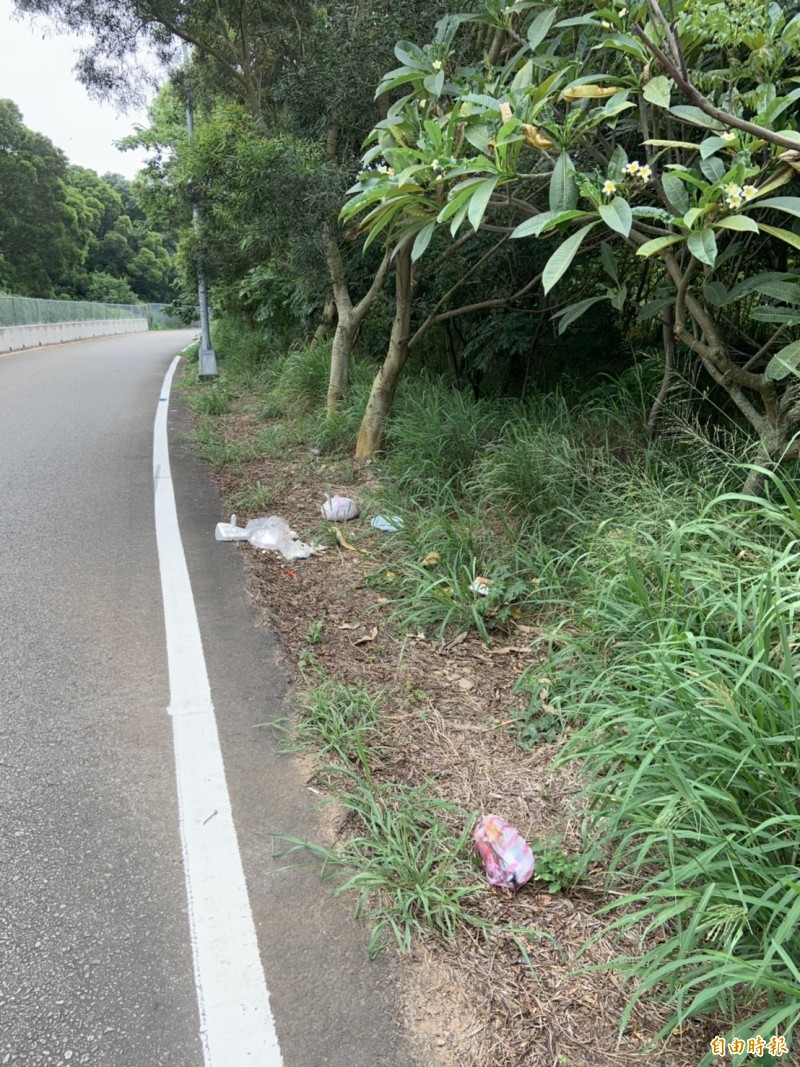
[288,674,385,770]
[277,760,486,958]
[545,483,800,1062]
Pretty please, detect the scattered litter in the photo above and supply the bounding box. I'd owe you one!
[215,515,325,560]
[322,494,359,521]
[469,576,492,596]
[371,515,403,533]
[421,551,441,568]
[473,814,535,891]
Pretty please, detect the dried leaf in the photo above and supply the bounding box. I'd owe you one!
[354,627,379,645]
[334,526,365,553]
[421,550,441,567]
[337,622,361,631]
[456,677,475,691]
[488,645,533,656]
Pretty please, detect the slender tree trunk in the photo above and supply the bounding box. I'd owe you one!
[311,295,336,348]
[323,228,390,417]
[356,244,413,458]
[327,312,358,411]
[647,307,676,437]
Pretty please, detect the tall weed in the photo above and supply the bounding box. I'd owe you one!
[546,486,800,1060]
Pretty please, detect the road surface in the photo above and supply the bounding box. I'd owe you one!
[0,331,416,1066]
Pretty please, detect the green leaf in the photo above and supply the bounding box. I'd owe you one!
[375,66,425,97]
[467,176,499,232]
[662,173,690,215]
[687,228,718,267]
[700,136,729,159]
[600,242,618,283]
[528,8,558,49]
[703,281,729,306]
[542,222,598,294]
[751,306,800,324]
[423,69,445,96]
[511,209,589,238]
[699,156,725,183]
[668,105,724,130]
[714,215,759,233]
[598,196,632,238]
[644,139,701,150]
[753,197,800,219]
[753,280,800,303]
[638,295,676,320]
[758,223,800,252]
[411,222,436,262]
[549,152,577,212]
[394,41,430,71]
[553,294,608,334]
[642,76,671,109]
[610,283,628,310]
[766,338,800,380]
[636,233,686,257]
[510,59,534,92]
[464,123,492,155]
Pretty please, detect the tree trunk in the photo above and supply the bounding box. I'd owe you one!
[355,244,413,458]
[311,296,336,348]
[647,308,676,438]
[323,228,390,418]
[327,312,358,413]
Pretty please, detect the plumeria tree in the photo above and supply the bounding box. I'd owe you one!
[343,0,800,483]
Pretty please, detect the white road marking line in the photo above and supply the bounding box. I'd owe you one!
[154,356,283,1066]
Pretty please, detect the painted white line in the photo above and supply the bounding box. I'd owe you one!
[153,356,284,1066]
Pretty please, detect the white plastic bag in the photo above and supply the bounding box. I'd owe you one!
[321,494,359,522]
[215,515,324,560]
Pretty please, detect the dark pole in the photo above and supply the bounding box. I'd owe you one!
[183,44,218,380]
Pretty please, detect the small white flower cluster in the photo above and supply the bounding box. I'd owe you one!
[376,163,395,177]
[724,182,757,210]
[432,60,442,72]
[623,160,652,182]
[722,131,737,142]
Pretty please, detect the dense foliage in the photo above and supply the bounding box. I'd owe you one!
[0,98,177,301]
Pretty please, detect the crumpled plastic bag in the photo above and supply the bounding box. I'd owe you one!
[321,494,359,522]
[214,515,325,560]
[371,515,403,533]
[473,814,535,891]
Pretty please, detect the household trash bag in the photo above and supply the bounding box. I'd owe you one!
[473,814,535,891]
[321,494,359,522]
[214,515,324,560]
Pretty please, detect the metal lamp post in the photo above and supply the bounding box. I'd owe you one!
[183,44,218,380]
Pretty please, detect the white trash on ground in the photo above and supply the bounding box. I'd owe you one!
[215,515,325,560]
[321,494,359,522]
[370,515,404,532]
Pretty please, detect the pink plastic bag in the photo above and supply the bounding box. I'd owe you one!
[473,814,535,890]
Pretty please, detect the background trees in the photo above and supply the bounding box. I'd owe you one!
[0,98,178,302]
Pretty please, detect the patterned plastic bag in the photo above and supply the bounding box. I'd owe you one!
[473,814,535,891]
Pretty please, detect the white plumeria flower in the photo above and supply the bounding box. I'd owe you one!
[742,184,758,200]
[602,179,617,195]
[722,131,736,142]
[601,19,612,28]
[638,164,652,182]
[432,60,442,71]
[623,161,640,175]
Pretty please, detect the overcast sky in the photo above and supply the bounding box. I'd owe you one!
[0,0,155,179]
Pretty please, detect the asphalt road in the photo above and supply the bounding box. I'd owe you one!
[0,332,417,1067]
